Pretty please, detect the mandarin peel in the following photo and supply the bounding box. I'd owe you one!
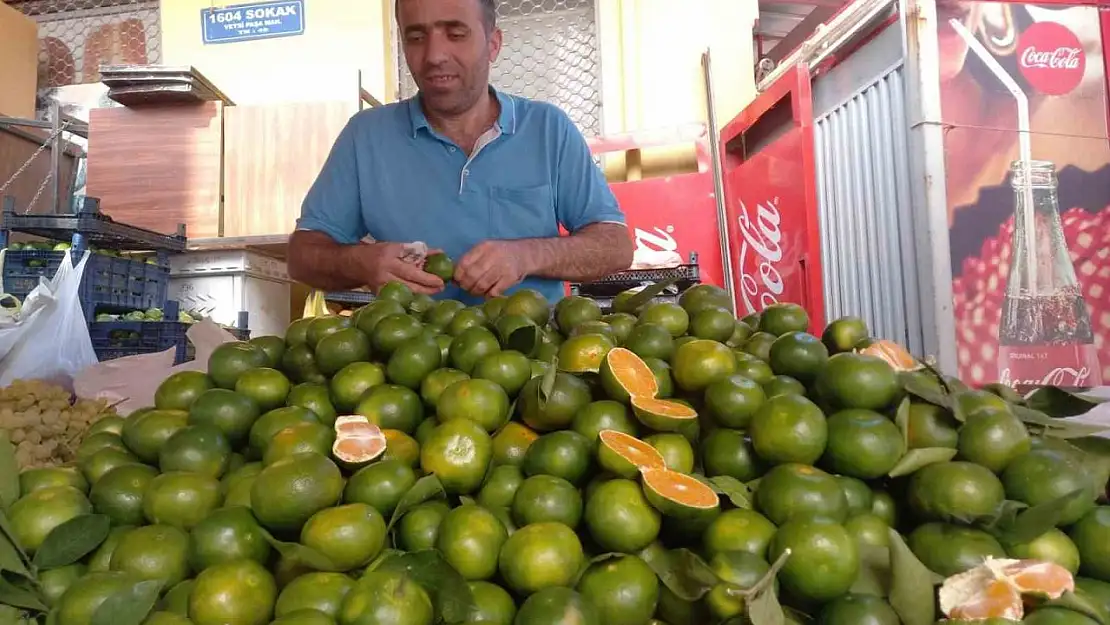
[939,557,1075,621]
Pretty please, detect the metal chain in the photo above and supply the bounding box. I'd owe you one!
[0,119,72,213]
[25,171,54,215]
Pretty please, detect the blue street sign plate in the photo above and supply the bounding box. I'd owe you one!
[201,0,305,45]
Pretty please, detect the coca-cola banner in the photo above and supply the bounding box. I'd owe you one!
[938,1,1110,388]
[610,176,726,289]
[721,66,823,334]
[724,131,814,321]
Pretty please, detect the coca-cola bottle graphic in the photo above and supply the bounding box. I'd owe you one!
[998,160,1102,389]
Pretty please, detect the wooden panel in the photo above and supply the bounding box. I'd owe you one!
[0,127,79,214]
[86,102,223,239]
[0,3,38,118]
[223,101,357,237]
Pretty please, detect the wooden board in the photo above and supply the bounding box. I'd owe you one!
[0,3,37,119]
[223,100,357,238]
[86,102,223,239]
[0,127,79,214]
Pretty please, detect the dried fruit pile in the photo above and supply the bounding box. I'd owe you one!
[1,282,1109,625]
[0,379,117,469]
[954,206,1110,385]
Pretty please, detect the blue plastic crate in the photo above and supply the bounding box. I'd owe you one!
[2,250,170,321]
[89,320,190,364]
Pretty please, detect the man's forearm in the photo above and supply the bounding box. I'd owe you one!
[287,230,366,291]
[514,223,634,284]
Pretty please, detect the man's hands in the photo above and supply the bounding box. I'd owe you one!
[455,240,531,298]
[344,242,445,295]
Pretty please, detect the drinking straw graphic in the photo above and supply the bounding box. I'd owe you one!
[949,18,1037,291]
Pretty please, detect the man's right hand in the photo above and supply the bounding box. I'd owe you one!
[343,242,445,295]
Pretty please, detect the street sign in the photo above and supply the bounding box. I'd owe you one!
[201,0,304,45]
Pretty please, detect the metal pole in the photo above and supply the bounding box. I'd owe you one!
[701,49,737,311]
[49,100,61,214]
[901,0,958,370]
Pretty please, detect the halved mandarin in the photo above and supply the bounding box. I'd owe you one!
[600,347,659,404]
[332,415,387,469]
[630,396,698,432]
[641,467,720,518]
[597,429,666,479]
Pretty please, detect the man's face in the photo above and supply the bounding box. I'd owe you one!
[398,0,502,116]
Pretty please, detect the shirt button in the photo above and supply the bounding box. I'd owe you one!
[449,147,456,153]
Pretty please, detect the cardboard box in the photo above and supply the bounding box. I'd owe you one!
[0,3,38,118]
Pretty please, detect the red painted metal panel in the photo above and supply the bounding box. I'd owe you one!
[719,65,825,332]
[587,125,725,289]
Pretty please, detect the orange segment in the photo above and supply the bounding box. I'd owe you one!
[858,339,921,372]
[948,578,1024,621]
[641,467,719,512]
[600,347,659,403]
[597,429,666,478]
[630,396,698,433]
[332,415,387,466]
[1002,559,1075,599]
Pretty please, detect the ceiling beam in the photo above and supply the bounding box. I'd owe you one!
[763,2,844,63]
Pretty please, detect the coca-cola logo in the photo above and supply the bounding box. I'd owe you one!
[999,366,1092,388]
[735,197,784,315]
[633,226,678,254]
[1017,21,1085,96]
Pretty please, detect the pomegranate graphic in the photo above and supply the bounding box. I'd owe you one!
[954,205,1110,386]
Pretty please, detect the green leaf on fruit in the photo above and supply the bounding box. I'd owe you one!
[1040,590,1110,625]
[887,528,936,625]
[0,532,30,580]
[901,371,953,410]
[1026,387,1107,418]
[90,579,161,625]
[0,432,19,511]
[387,475,447,533]
[363,548,402,574]
[1012,405,1110,439]
[374,550,473,624]
[0,576,46,613]
[507,325,541,357]
[895,398,911,447]
[745,547,791,625]
[849,544,891,597]
[539,357,559,406]
[706,476,753,509]
[639,546,718,602]
[257,528,338,572]
[979,499,1029,538]
[1001,488,1090,546]
[33,514,110,569]
[887,448,958,478]
[616,278,680,315]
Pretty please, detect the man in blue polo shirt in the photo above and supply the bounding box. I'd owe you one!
[288,0,633,305]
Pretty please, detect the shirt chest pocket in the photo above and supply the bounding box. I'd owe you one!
[489,184,558,240]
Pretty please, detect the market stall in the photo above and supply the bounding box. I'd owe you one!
[0,1,1109,625]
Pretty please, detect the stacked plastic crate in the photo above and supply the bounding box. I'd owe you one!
[0,196,247,363]
[570,253,703,313]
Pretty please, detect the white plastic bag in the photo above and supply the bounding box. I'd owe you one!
[0,248,55,360]
[0,250,98,388]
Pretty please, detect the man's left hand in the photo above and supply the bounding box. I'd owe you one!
[455,240,530,298]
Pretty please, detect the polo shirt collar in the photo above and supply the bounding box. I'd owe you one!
[407,87,517,138]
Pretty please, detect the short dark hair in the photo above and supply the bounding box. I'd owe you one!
[396,0,497,34]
